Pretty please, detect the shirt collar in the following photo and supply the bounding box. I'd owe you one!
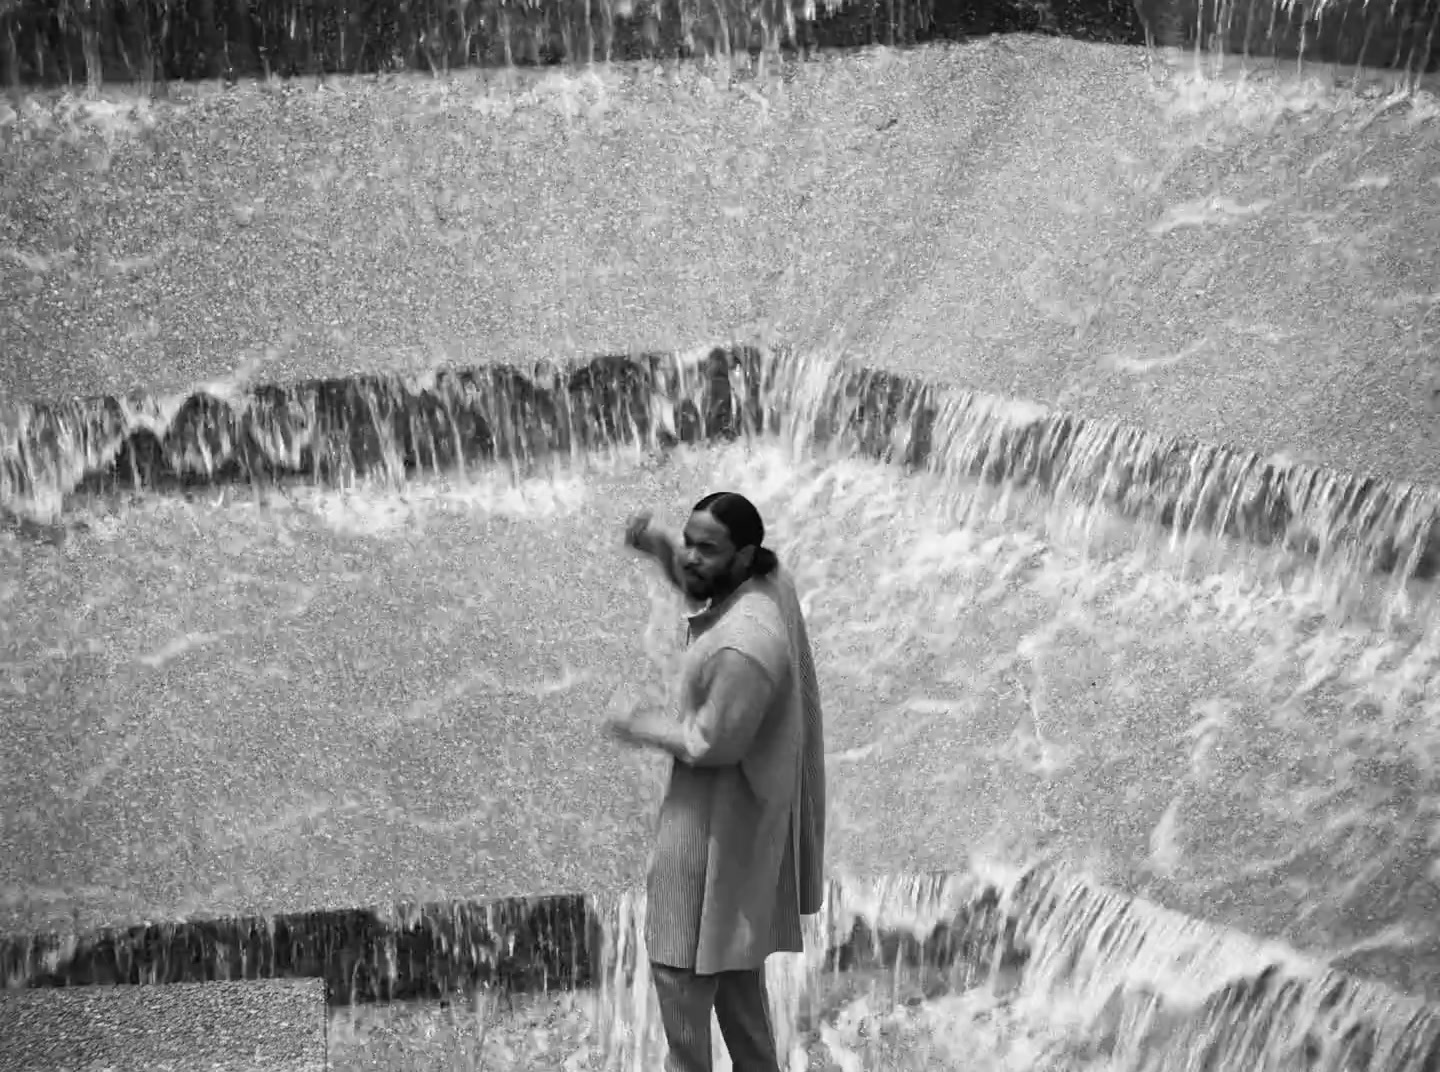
[684,575,758,636]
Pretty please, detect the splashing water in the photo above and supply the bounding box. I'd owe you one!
[325,867,1440,1069]
[580,868,1440,1072]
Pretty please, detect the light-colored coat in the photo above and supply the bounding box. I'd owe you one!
[644,569,827,975]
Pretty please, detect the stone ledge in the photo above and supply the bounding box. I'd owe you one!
[761,356,1440,582]
[0,978,327,1072]
[2,870,1440,1072]
[3,868,1438,1072]
[0,894,594,1005]
[0,348,747,516]
[5,346,1439,582]
[1,884,996,1005]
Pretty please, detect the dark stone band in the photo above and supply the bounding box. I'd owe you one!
[0,348,746,506]
[1,0,1433,82]
[0,893,596,1004]
[0,877,1004,1005]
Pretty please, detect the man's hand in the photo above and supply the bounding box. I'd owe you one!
[604,706,692,758]
[622,510,689,597]
[603,688,644,747]
[603,709,642,747]
[603,689,690,757]
[623,511,654,555]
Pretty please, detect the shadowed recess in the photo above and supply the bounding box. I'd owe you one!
[0,0,1435,82]
[1132,0,1440,72]
[1,894,594,1004]
[4,345,1439,583]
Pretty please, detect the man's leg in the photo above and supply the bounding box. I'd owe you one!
[714,968,782,1072]
[651,962,720,1072]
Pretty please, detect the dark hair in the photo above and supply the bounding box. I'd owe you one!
[692,491,780,577]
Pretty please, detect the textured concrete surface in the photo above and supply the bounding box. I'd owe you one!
[0,462,700,942]
[0,979,327,1071]
[2,40,1438,485]
[857,44,1440,489]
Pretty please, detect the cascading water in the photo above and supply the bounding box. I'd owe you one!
[588,870,1440,1071]
[0,346,744,522]
[8,343,1438,598]
[5,6,1440,1068]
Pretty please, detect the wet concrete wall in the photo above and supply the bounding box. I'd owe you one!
[3,40,1437,492]
[0,349,743,511]
[1132,0,1440,70]
[4,0,1139,86]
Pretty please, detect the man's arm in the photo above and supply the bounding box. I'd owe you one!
[625,513,687,594]
[620,648,775,766]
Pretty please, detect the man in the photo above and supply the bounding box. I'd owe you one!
[605,491,827,1072]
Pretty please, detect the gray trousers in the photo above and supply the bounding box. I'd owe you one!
[650,961,783,1072]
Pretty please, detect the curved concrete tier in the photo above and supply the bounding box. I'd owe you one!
[3,868,1438,1069]
[751,350,1440,581]
[0,348,743,511]
[0,893,594,1004]
[4,345,1439,581]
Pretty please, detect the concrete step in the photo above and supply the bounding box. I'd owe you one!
[6,346,1438,582]
[5,870,1439,1068]
[0,978,327,1072]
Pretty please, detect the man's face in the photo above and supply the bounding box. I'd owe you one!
[679,510,744,602]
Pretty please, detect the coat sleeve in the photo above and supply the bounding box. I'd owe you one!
[674,594,792,767]
[676,648,777,767]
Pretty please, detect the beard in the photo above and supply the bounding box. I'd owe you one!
[682,570,713,601]
[682,555,736,602]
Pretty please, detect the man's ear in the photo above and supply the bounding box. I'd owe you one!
[736,545,757,572]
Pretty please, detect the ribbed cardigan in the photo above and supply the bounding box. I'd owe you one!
[644,568,827,975]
